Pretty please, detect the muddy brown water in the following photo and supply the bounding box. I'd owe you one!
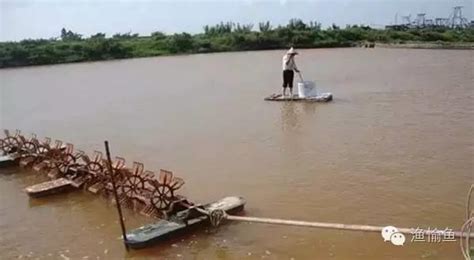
[0,48,472,259]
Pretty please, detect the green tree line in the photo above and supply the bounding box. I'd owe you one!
[1,19,473,68]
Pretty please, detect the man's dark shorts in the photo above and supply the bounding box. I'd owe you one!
[282,70,294,89]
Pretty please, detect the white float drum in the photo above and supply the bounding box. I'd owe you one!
[297,81,317,98]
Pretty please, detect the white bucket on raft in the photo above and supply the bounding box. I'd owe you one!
[297,81,317,98]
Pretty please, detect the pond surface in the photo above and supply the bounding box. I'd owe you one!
[0,48,472,259]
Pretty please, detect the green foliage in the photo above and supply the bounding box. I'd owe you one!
[1,21,473,68]
[204,22,233,36]
[90,33,106,39]
[288,19,307,31]
[234,23,254,34]
[112,32,139,39]
[84,38,131,60]
[61,28,82,41]
[259,21,271,33]
[166,33,194,53]
[309,21,322,31]
[151,31,166,40]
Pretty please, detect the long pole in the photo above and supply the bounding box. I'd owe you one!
[200,206,473,239]
[104,141,129,251]
[225,215,473,238]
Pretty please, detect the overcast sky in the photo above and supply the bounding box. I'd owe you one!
[0,0,472,41]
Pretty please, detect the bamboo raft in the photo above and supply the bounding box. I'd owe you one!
[264,93,333,102]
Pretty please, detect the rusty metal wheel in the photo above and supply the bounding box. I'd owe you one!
[86,161,103,174]
[150,184,175,211]
[37,145,50,155]
[55,153,76,175]
[21,141,37,154]
[1,136,21,154]
[122,175,146,199]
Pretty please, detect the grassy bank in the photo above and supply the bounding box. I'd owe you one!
[1,19,473,68]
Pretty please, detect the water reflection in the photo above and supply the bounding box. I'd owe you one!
[301,102,317,117]
[280,101,320,132]
[280,102,299,132]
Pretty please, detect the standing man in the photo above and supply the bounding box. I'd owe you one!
[282,47,300,96]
